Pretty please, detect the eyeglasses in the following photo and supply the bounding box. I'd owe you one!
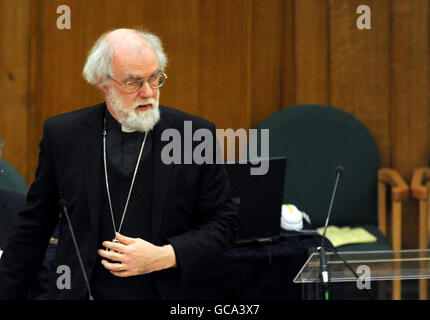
[107,72,168,93]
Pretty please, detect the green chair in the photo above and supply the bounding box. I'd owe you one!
[0,158,28,195]
[254,104,408,252]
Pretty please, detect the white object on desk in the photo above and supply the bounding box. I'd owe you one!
[281,204,303,231]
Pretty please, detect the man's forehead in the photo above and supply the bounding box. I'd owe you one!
[112,45,158,79]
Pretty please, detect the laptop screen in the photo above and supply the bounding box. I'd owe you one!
[225,157,287,245]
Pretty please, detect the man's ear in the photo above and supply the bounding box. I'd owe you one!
[98,83,109,95]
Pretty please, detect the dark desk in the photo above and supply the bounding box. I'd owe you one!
[196,232,323,299]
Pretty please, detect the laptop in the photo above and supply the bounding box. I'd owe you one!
[225,157,287,246]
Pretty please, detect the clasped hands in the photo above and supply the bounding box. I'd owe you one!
[98,232,176,277]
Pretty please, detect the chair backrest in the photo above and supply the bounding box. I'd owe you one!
[255,105,380,227]
[0,158,28,195]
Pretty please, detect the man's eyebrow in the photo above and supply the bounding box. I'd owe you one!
[152,68,161,76]
[121,73,139,82]
[121,69,161,82]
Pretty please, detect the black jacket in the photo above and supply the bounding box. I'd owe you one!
[0,189,25,250]
[0,103,238,299]
[0,188,57,299]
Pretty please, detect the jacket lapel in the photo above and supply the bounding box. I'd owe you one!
[151,116,173,243]
[79,104,105,242]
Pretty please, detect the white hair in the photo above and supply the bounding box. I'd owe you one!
[82,29,168,86]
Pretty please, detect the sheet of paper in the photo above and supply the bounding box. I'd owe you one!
[317,225,377,247]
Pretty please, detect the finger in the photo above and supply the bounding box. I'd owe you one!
[101,259,124,272]
[115,232,136,245]
[110,270,133,278]
[97,249,123,262]
[102,240,127,253]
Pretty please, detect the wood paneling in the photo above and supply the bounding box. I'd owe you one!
[295,0,329,105]
[0,0,30,179]
[329,0,391,166]
[199,0,252,132]
[250,0,285,128]
[281,0,295,109]
[391,0,430,178]
[199,0,252,161]
[2,0,430,249]
[391,0,430,251]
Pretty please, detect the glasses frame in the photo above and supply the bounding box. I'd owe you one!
[107,72,168,93]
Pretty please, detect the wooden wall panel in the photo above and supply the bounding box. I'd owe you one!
[329,0,391,167]
[250,0,284,128]
[391,0,430,249]
[294,0,329,105]
[391,0,430,177]
[199,0,252,161]
[0,0,30,179]
[281,0,296,108]
[199,0,252,131]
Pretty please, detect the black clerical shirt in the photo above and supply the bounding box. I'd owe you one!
[90,110,159,299]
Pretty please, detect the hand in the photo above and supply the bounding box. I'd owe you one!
[98,233,176,277]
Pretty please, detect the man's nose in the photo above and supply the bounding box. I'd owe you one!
[138,81,154,99]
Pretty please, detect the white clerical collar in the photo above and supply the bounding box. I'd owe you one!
[121,125,137,133]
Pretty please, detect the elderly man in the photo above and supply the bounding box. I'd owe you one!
[0,28,238,299]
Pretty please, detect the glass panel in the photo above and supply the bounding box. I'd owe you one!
[294,249,430,283]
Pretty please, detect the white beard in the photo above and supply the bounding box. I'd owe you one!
[107,88,161,132]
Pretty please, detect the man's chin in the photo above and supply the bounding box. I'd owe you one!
[123,106,160,132]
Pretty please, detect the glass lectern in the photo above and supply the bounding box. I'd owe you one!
[293,249,430,300]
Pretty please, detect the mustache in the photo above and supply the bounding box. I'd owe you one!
[133,98,157,108]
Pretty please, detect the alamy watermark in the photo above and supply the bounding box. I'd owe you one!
[356,5,371,30]
[56,265,71,290]
[56,4,371,31]
[356,264,371,290]
[160,121,270,175]
[56,5,71,30]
